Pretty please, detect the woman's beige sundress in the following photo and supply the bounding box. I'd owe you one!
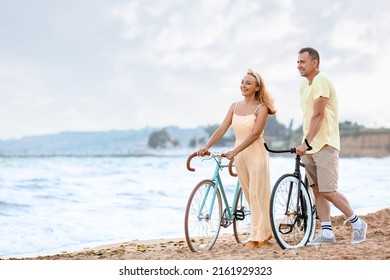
[232,102,272,242]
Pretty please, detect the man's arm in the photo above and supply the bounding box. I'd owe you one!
[296,96,327,155]
[305,96,327,143]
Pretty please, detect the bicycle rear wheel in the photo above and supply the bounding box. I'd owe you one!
[184,179,222,252]
[233,186,251,244]
[303,176,318,241]
[270,174,313,249]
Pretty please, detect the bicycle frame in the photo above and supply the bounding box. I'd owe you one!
[200,157,240,225]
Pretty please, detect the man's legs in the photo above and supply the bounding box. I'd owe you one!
[305,146,367,244]
[312,184,367,243]
[311,184,335,242]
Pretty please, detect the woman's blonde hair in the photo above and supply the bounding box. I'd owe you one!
[247,69,276,115]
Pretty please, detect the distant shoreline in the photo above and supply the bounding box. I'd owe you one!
[1,125,389,158]
[1,150,389,158]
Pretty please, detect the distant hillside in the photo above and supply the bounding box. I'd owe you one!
[0,121,389,157]
[340,129,390,157]
[288,122,390,158]
[0,126,208,156]
[289,129,390,158]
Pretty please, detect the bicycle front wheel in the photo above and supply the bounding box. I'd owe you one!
[233,186,251,244]
[307,185,318,242]
[270,174,313,249]
[184,179,222,252]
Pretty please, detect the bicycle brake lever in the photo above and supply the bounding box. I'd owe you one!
[200,154,213,161]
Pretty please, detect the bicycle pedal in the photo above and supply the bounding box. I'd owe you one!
[234,210,245,221]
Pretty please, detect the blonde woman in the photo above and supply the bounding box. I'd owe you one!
[197,69,276,248]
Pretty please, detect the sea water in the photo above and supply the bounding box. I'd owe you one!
[0,153,389,258]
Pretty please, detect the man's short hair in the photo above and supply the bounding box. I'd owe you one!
[299,47,320,67]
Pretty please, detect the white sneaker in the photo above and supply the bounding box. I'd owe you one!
[352,220,367,244]
[307,234,336,245]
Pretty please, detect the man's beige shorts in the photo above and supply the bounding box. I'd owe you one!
[302,145,339,192]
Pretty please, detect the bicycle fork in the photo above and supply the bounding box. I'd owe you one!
[279,182,299,234]
[196,180,218,223]
[280,173,304,234]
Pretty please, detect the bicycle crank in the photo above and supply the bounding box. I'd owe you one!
[221,209,233,228]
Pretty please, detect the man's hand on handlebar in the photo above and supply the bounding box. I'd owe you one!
[296,143,308,157]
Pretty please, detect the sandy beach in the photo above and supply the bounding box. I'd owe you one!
[7,207,388,260]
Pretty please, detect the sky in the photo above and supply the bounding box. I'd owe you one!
[1,0,390,140]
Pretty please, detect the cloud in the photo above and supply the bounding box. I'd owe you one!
[1,0,389,139]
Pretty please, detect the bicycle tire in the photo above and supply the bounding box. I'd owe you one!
[184,179,222,252]
[307,186,318,241]
[233,186,251,244]
[302,176,318,241]
[269,174,313,249]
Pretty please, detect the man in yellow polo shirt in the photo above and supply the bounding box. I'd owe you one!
[295,47,367,245]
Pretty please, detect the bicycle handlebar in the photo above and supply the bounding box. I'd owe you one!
[186,152,237,177]
[264,142,313,154]
[186,152,210,172]
[222,153,237,177]
[264,142,296,154]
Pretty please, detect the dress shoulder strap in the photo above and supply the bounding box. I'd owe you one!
[234,102,239,113]
[253,103,264,114]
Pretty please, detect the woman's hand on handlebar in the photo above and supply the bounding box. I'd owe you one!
[224,150,237,160]
[196,147,209,157]
[222,150,237,177]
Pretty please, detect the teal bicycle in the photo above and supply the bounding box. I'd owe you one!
[185,152,251,252]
